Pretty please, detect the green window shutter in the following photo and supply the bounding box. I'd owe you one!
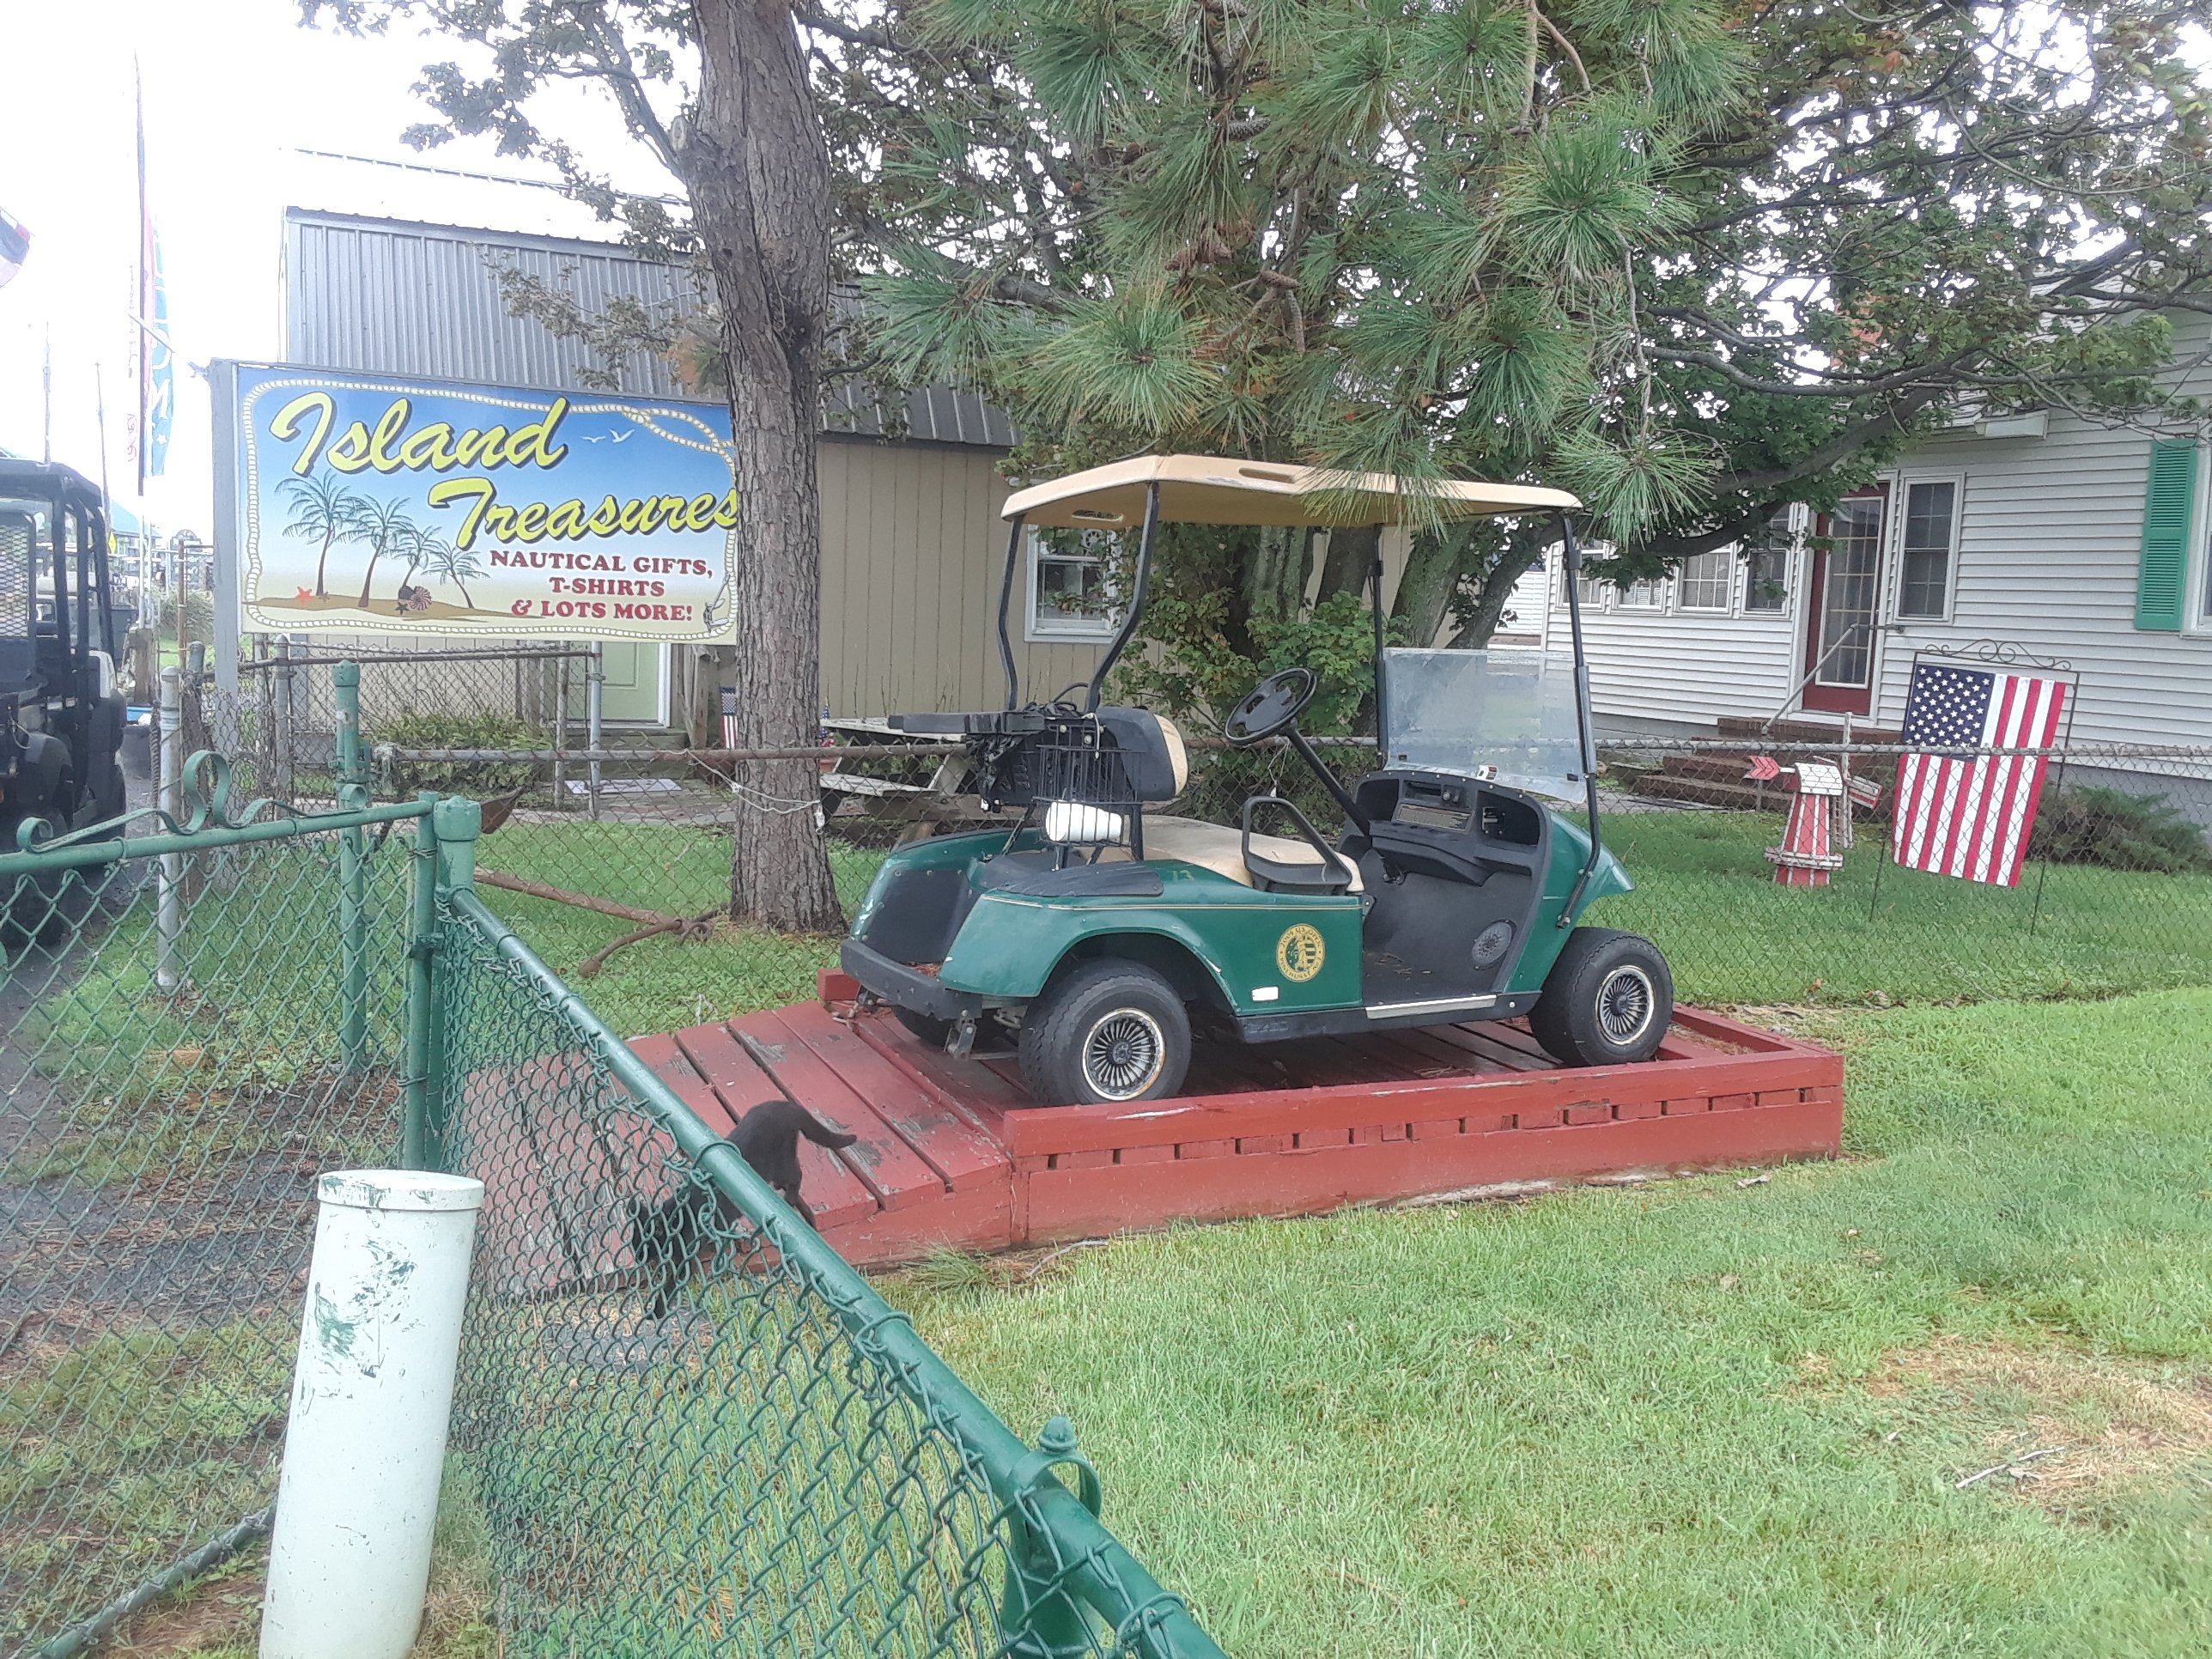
[2135,439,2198,631]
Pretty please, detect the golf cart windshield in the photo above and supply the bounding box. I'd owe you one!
[1380,647,1589,803]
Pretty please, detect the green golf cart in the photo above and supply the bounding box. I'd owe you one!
[840,455,1673,1106]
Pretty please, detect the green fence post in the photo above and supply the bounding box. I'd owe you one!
[433,796,482,892]
[401,793,442,1171]
[334,663,369,1073]
[413,797,482,1171]
[1002,1417,1106,1658]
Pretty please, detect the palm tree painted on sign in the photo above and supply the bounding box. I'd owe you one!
[350,495,418,611]
[388,523,449,613]
[276,472,363,599]
[422,541,486,611]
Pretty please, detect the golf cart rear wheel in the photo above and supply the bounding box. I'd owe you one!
[1530,928,1674,1067]
[1018,957,1191,1106]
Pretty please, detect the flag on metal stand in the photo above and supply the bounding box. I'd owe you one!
[1891,661,2069,887]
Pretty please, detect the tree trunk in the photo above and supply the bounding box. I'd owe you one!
[1445,521,1552,647]
[1313,522,1380,604]
[1391,526,1472,650]
[684,0,844,933]
[1241,525,1312,641]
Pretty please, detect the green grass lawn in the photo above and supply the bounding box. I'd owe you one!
[880,988,2212,1657]
[470,821,884,1036]
[1593,809,2212,1007]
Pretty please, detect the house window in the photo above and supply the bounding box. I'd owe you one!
[1745,508,1793,612]
[1895,479,1958,620]
[1618,576,1664,608]
[1675,550,1732,611]
[1027,529,1121,641]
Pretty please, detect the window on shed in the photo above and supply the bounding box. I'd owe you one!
[1675,549,1732,611]
[1895,480,1958,619]
[1745,508,1793,612]
[1027,528,1121,641]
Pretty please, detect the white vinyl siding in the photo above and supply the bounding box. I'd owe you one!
[1550,312,2212,744]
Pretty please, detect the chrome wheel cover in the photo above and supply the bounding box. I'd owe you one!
[1080,1008,1167,1101]
[1595,964,1657,1047]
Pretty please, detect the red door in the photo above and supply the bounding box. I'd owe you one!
[1802,485,1887,716]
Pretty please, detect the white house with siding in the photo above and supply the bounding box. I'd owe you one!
[1520,313,2212,750]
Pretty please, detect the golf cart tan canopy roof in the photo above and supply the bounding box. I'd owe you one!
[1002,453,1579,529]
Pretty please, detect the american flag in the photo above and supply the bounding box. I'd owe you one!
[720,686,739,750]
[1891,662,2068,886]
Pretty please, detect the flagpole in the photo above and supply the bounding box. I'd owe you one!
[135,58,149,498]
[42,328,52,463]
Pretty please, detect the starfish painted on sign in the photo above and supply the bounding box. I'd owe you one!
[295,587,315,604]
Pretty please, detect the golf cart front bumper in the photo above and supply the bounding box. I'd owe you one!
[839,938,986,1022]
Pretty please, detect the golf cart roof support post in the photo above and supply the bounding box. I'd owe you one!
[1083,480,1161,713]
[1556,512,1603,926]
[996,513,1026,711]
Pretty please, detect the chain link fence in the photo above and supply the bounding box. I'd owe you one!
[434,875,1222,1657]
[1,791,426,1657]
[2,763,1221,1653]
[173,655,2212,1023]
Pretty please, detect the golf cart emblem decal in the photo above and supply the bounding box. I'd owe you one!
[1276,924,1327,982]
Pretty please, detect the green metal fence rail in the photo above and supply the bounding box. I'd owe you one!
[425,797,1227,1658]
[1,698,434,1656]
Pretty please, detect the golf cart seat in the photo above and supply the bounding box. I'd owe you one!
[1109,816,1365,893]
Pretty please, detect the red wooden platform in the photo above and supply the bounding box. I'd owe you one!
[607,975,1843,1268]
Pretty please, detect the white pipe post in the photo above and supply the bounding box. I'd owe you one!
[260,1171,485,1659]
[155,665,184,994]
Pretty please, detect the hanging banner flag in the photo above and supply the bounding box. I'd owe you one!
[0,206,27,289]
[143,229,173,480]
[230,362,738,641]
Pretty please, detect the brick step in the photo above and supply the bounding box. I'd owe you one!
[1626,773,1787,811]
[1715,715,1902,745]
[1660,752,1785,785]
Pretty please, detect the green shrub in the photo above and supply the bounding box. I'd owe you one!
[2027,784,2212,874]
[379,710,549,798]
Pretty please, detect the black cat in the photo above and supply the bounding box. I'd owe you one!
[627,1099,859,1318]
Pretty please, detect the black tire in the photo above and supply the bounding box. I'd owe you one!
[1018,957,1192,1107]
[1529,927,1674,1067]
[893,1006,957,1049]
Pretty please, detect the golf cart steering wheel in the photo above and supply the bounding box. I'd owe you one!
[1224,668,1319,747]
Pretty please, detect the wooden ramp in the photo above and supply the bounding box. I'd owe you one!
[615,974,1844,1267]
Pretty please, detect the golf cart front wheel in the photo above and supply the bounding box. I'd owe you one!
[1018,957,1192,1106]
[1529,928,1674,1067]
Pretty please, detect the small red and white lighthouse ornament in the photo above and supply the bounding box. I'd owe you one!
[1748,756,1847,886]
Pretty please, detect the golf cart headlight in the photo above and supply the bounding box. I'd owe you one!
[1043,799,1125,846]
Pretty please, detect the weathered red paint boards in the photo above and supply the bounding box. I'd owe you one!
[611,974,1844,1267]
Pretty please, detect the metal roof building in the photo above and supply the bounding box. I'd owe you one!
[280,209,1017,448]
[230,209,1091,725]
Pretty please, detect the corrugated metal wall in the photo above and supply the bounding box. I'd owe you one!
[282,210,1015,446]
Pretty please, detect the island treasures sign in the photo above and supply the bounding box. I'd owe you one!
[230,363,738,641]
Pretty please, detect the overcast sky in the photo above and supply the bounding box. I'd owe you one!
[0,0,676,538]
